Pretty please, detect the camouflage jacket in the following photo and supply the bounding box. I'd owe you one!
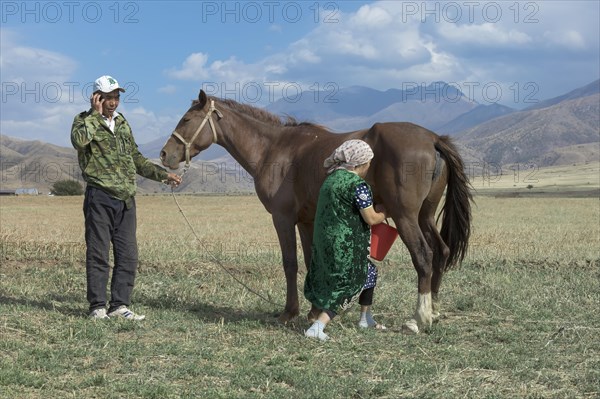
[71,109,168,203]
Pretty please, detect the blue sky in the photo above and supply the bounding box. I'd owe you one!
[1,1,599,147]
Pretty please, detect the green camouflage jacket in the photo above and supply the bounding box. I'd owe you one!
[71,109,168,203]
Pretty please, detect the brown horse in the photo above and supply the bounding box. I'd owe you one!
[160,90,472,333]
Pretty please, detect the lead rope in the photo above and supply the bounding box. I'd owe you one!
[169,184,284,309]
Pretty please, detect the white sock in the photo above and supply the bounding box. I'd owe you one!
[358,311,377,328]
[310,320,325,332]
[305,320,329,341]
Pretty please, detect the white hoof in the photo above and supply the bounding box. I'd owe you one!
[402,319,419,334]
[414,293,433,329]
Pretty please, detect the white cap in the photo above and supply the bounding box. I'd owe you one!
[93,75,126,93]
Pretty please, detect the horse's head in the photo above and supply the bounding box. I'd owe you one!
[160,89,223,170]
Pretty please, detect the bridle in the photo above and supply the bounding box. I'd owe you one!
[170,99,223,172]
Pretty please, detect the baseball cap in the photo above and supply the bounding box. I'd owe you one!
[94,75,126,93]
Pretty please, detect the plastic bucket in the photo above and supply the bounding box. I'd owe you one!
[370,222,398,261]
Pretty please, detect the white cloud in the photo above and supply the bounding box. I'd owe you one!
[120,106,180,144]
[0,29,177,146]
[0,29,84,146]
[165,0,597,103]
[543,30,586,50]
[167,53,265,85]
[349,4,392,27]
[285,43,320,65]
[0,29,77,84]
[166,52,211,80]
[1,102,83,146]
[164,2,477,93]
[437,23,533,46]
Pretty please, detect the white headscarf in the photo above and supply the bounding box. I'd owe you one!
[323,139,374,175]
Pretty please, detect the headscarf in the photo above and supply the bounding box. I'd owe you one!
[323,139,374,175]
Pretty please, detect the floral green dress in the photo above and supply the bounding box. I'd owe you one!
[304,169,373,313]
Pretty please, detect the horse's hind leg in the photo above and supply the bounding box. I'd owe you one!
[393,214,435,334]
[419,209,450,320]
[419,174,450,320]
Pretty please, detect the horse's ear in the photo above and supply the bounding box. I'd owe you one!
[198,89,208,109]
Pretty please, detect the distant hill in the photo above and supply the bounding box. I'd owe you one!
[142,80,567,162]
[438,103,515,135]
[457,93,599,166]
[537,142,600,166]
[139,135,227,163]
[0,135,253,194]
[267,82,478,132]
[140,82,480,166]
[524,79,599,111]
[0,135,80,194]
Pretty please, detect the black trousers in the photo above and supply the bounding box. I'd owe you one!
[84,186,138,313]
[324,288,375,320]
[359,287,374,306]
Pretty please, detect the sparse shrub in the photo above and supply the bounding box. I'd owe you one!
[50,180,84,196]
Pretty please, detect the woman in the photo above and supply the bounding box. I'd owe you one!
[304,139,388,341]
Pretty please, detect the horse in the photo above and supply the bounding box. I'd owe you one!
[160,89,472,333]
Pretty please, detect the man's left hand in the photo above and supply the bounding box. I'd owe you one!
[166,173,182,188]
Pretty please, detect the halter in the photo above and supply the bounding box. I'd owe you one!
[170,99,223,171]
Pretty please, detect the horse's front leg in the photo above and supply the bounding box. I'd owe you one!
[272,214,300,323]
[297,222,320,323]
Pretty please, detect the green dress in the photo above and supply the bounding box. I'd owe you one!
[304,169,372,313]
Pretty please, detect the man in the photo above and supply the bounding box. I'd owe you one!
[71,75,181,320]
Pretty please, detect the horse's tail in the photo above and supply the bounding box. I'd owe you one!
[435,135,473,271]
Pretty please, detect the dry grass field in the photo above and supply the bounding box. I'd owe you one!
[469,161,599,196]
[1,189,599,398]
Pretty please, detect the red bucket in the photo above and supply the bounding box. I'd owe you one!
[370,222,398,261]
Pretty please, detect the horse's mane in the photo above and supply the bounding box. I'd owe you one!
[191,97,329,130]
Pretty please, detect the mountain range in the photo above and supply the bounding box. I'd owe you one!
[1,79,598,194]
[266,82,480,132]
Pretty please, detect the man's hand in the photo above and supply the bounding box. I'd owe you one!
[166,173,182,188]
[91,93,104,114]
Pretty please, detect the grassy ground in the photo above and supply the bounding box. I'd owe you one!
[470,161,599,197]
[1,195,599,398]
